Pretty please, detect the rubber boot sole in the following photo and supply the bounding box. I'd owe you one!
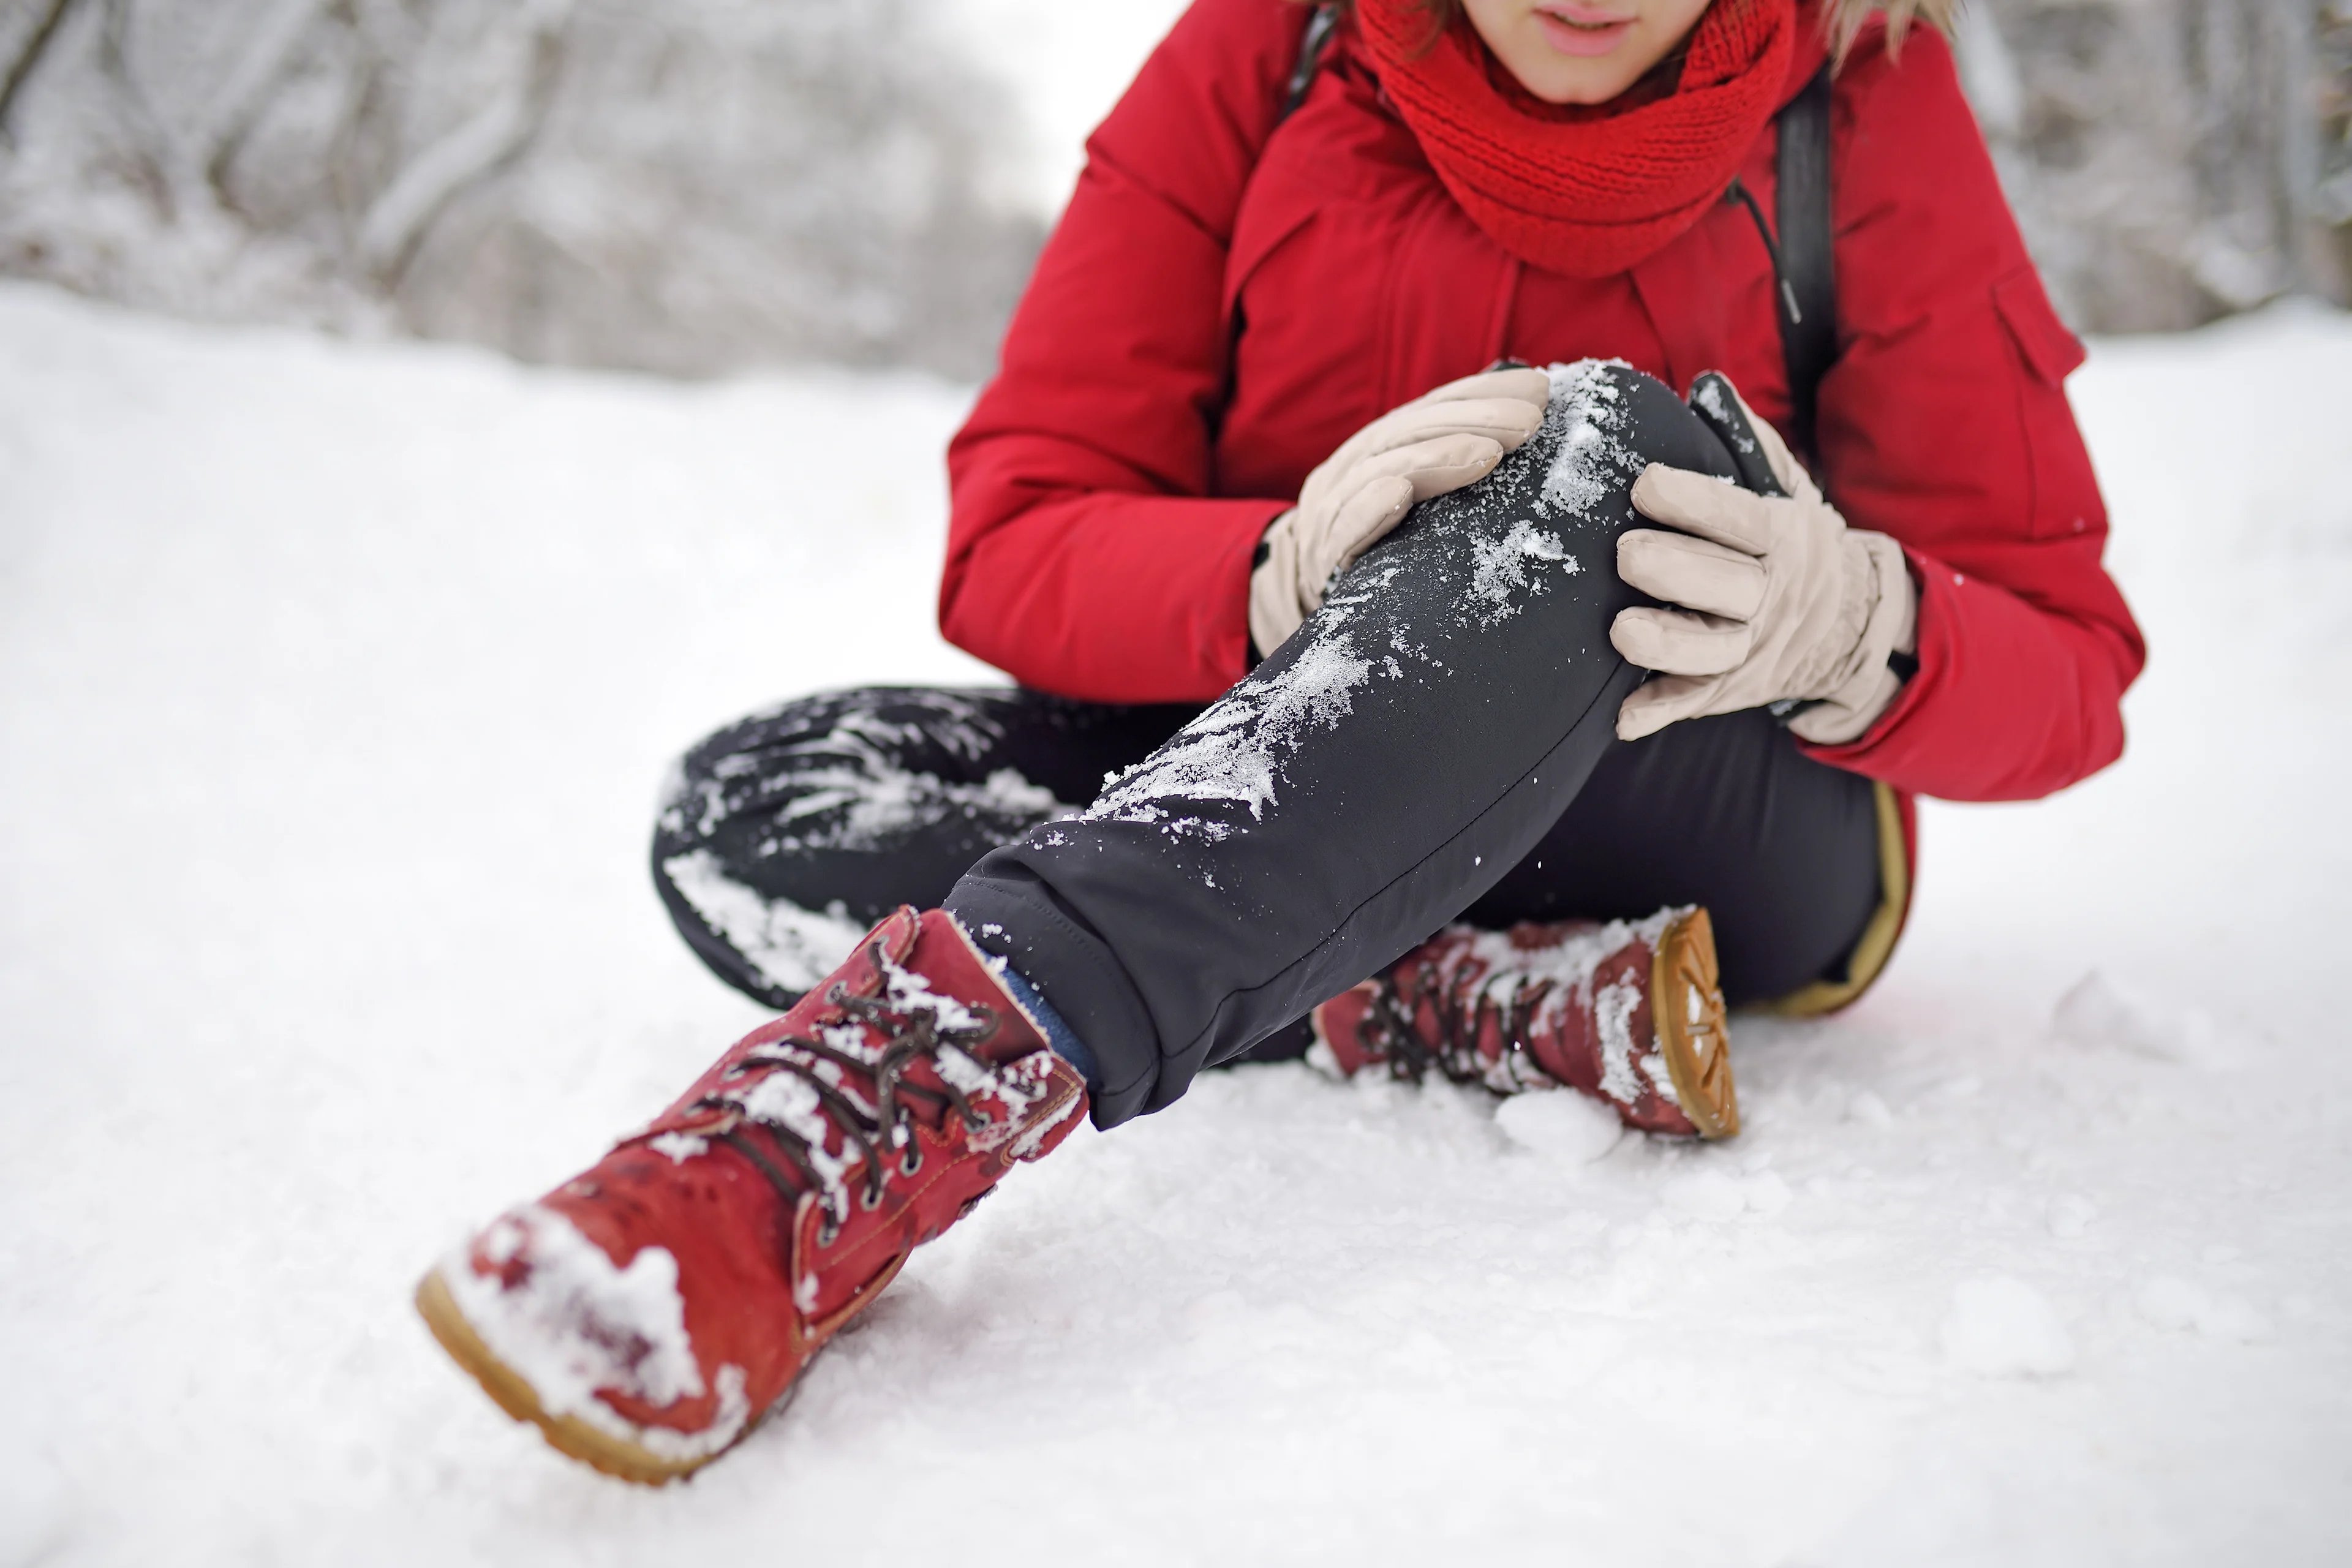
[1653,907,1738,1139]
[415,1267,716,1487]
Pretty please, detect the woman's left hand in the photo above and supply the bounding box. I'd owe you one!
[1609,382,1917,745]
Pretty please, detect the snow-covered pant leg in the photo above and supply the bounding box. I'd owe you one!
[946,361,1831,1127]
[651,688,1199,1005]
[654,693,1878,1042]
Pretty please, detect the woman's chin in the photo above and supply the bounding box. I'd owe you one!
[1515,58,1645,106]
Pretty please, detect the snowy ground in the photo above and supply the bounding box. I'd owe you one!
[1,280,2348,1566]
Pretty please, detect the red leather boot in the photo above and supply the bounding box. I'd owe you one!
[1310,906,1736,1139]
[415,907,1087,1483]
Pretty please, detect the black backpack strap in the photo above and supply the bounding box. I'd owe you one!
[1229,2,1340,463]
[1774,62,1836,459]
[1279,4,1343,126]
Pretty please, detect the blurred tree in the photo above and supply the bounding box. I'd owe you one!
[0,0,1042,378]
[1956,0,2350,330]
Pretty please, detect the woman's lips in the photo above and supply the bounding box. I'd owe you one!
[1534,4,1637,56]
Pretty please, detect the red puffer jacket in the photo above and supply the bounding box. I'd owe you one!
[941,0,2144,808]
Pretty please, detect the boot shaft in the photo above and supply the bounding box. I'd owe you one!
[1312,907,1734,1139]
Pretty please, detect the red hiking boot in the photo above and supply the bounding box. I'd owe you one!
[1310,906,1736,1139]
[415,907,1088,1483]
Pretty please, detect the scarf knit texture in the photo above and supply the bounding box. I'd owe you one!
[1355,0,1796,277]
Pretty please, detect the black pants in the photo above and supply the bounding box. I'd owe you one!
[654,364,1883,1126]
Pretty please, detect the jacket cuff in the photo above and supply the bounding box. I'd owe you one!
[1246,508,1302,663]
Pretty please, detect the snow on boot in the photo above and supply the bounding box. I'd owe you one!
[414,906,1088,1484]
[1309,906,1736,1139]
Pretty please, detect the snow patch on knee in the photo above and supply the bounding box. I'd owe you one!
[1467,517,1576,622]
[1445,358,1632,628]
[1536,359,1636,519]
[1080,631,1374,841]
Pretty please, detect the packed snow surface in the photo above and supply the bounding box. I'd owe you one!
[2,285,2350,1566]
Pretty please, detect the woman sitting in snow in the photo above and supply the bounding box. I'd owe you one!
[418,0,2142,1480]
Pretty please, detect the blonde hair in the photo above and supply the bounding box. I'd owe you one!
[1328,1,1960,69]
[1824,0,1955,64]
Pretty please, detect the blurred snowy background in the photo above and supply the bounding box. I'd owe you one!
[3,4,2350,1566]
[0,0,1211,378]
[0,0,1182,378]
[0,0,2346,377]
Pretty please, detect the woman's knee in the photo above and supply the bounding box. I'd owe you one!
[1389,360,1735,560]
[1577,360,1738,486]
[654,686,1008,854]
[1329,360,1738,652]
[654,687,860,858]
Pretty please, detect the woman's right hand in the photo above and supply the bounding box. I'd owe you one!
[1248,367,1551,655]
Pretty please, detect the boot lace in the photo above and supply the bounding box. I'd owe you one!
[1355,956,1556,1094]
[689,932,1003,1242]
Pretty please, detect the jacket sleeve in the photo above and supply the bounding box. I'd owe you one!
[939,0,1302,703]
[1798,28,2146,802]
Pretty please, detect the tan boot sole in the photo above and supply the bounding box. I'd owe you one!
[1653,907,1738,1139]
[415,1267,717,1487]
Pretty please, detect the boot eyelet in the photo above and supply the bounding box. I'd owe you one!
[859,1183,883,1211]
[816,1219,840,1248]
[900,1147,924,1177]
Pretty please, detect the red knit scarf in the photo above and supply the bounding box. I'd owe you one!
[1356,0,1796,277]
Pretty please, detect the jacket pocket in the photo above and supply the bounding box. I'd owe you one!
[1992,265,2098,541]
[1992,266,2086,386]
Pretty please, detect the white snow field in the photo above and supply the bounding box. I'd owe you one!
[2,280,2348,1567]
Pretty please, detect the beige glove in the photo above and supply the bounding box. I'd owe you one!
[1610,385,1917,745]
[1250,367,1550,655]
